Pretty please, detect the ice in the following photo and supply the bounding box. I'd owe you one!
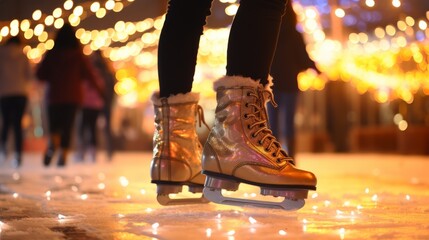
[1,152,429,239]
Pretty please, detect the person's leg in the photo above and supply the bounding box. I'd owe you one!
[57,105,79,167]
[44,105,61,166]
[202,0,316,210]
[86,109,100,162]
[151,0,213,205]
[103,106,114,160]
[0,97,12,150]
[74,109,86,162]
[0,97,11,161]
[11,96,27,167]
[158,0,213,97]
[227,0,286,84]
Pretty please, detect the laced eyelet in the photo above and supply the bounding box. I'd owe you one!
[247,125,251,129]
[244,114,248,119]
[276,159,282,163]
[245,103,249,107]
[251,133,257,138]
[247,92,251,96]
[272,153,277,157]
[258,140,263,145]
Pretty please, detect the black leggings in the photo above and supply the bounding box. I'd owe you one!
[158,0,286,97]
[0,95,27,154]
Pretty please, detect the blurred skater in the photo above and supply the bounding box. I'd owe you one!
[0,36,32,168]
[75,58,105,163]
[92,50,116,161]
[268,1,320,159]
[36,23,104,167]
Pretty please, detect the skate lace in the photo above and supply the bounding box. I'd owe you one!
[197,105,210,130]
[245,89,294,165]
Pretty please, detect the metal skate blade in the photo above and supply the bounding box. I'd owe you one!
[157,194,210,206]
[203,188,305,210]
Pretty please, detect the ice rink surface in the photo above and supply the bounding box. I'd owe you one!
[0,152,428,240]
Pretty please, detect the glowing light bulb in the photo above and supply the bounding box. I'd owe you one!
[105,0,115,10]
[90,2,100,12]
[1,26,9,37]
[392,0,401,7]
[96,8,107,18]
[73,5,83,17]
[54,18,65,29]
[32,9,42,21]
[53,8,62,18]
[64,0,73,10]
[334,8,345,18]
[45,15,54,26]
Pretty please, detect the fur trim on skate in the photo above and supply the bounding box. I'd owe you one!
[214,75,273,93]
[151,92,200,105]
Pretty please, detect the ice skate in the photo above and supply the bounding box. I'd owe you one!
[150,92,210,205]
[57,149,68,167]
[43,148,55,167]
[12,153,22,168]
[202,76,317,210]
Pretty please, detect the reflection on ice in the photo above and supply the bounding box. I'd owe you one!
[0,152,428,239]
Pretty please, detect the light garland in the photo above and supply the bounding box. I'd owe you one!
[329,11,429,103]
[0,0,135,62]
[1,0,429,106]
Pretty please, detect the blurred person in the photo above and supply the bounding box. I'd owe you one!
[0,36,32,168]
[74,70,105,163]
[150,0,316,209]
[36,23,104,167]
[91,50,116,161]
[268,1,320,159]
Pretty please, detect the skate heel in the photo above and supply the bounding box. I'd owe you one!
[154,182,209,206]
[156,184,183,195]
[204,176,240,191]
[188,185,204,193]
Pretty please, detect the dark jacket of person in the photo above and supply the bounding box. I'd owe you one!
[271,1,317,93]
[36,23,102,105]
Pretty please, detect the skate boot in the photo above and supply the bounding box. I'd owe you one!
[150,92,209,205]
[202,76,317,210]
[43,147,55,167]
[12,153,22,168]
[57,149,69,167]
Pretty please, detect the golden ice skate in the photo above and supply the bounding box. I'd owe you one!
[202,76,317,210]
[150,92,209,205]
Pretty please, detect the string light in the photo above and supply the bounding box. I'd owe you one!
[32,9,42,21]
[63,0,73,10]
[0,1,427,106]
[90,2,100,12]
